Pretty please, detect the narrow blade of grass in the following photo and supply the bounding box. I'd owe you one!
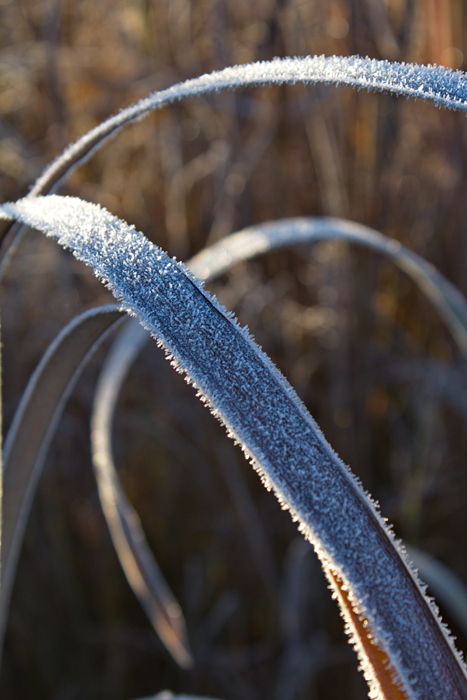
[29,56,467,200]
[91,319,192,669]
[0,304,125,659]
[2,194,467,698]
[2,56,467,275]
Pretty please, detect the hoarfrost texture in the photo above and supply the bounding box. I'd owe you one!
[32,55,467,196]
[2,194,467,698]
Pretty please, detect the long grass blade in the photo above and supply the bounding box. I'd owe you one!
[29,56,467,199]
[2,56,467,274]
[91,319,192,669]
[2,194,467,698]
[0,304,125,658]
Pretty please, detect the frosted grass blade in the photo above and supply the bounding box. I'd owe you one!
[29,56,467,199]
[0,305,125,657]
[91,320,192,669]
[2,55,467,273]
[2,194,467,698]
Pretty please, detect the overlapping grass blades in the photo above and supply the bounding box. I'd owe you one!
[2,193,467,698]
[8,213,467,678]
[0,305,125,655]
[91,215,467,688]
[3,55,467,698]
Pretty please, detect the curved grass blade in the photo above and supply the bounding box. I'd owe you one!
[2,55,467,273]
[2,195,467,698]
[190,217,467,358]
[29,56,467,199]
[91,319,192,669]
[0,305,125,658]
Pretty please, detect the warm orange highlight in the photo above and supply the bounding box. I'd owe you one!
[327,568,409,700]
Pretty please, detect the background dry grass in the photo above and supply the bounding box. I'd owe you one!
[2,1,467,698]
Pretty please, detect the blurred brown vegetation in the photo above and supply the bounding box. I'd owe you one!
[2,0,467,698]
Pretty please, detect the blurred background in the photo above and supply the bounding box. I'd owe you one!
[2,0,467,698]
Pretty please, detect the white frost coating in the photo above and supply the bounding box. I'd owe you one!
[2,195,467,699]
[31,55,467,196]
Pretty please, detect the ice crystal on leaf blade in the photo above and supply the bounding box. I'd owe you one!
[2,194,467,700]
